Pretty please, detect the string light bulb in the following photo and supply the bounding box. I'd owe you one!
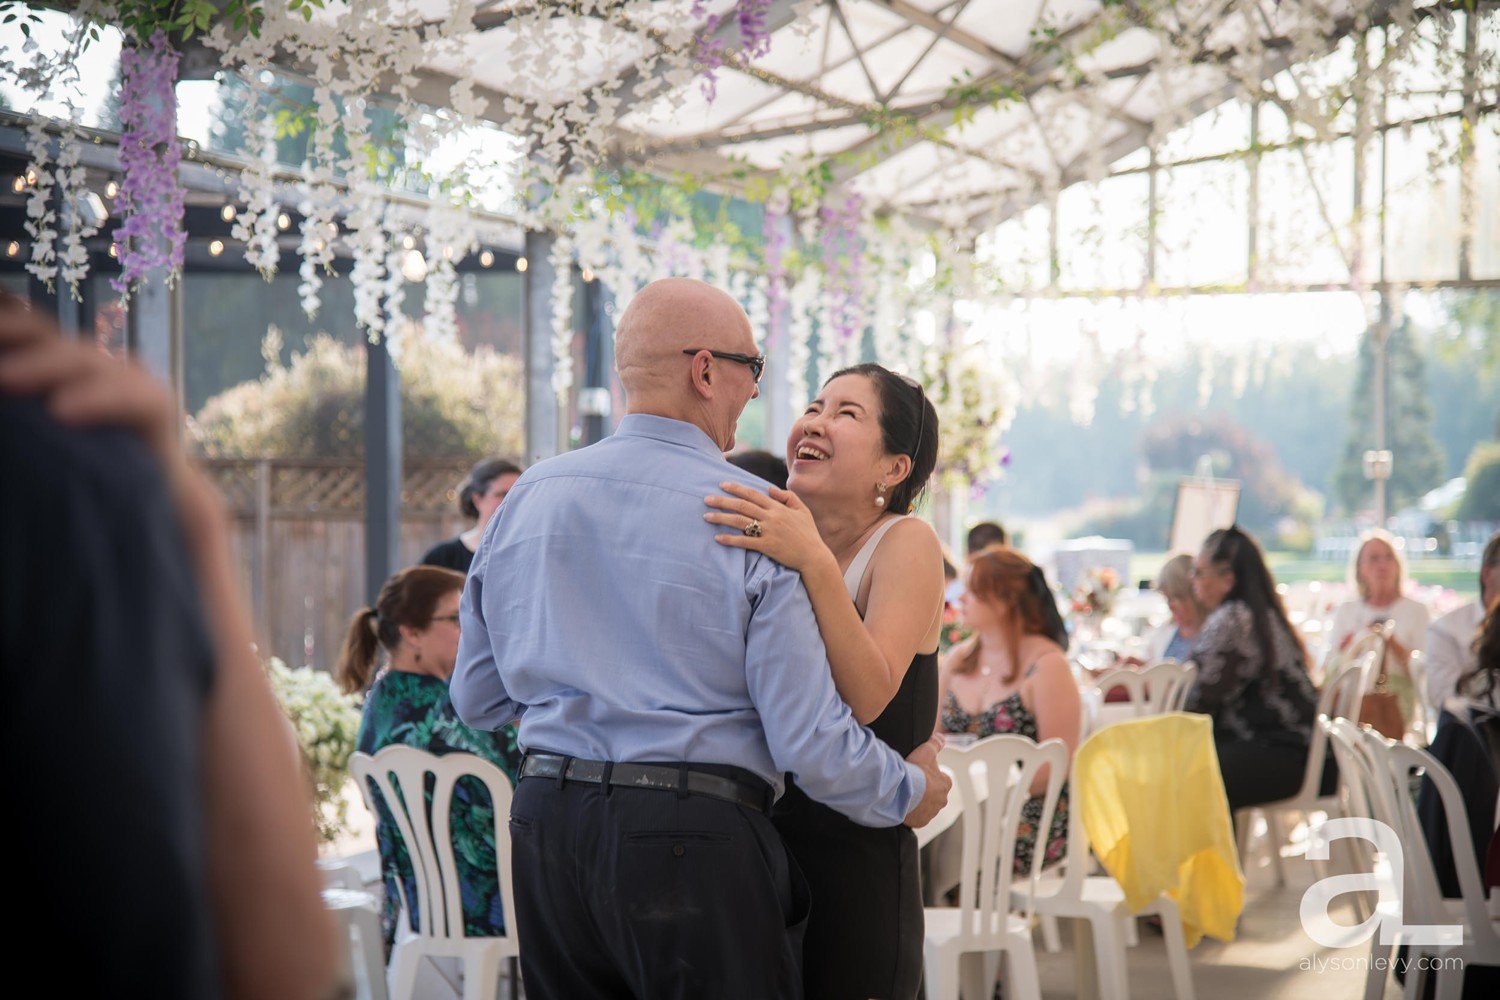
[11,176,24,193]
[209,239,224,256]
[516,256,528,273]
[479,250,494,267]
[402,235,415,250]
[105,180,119,198]
[221,205,236,221]
[108,243,118,258]
[581,268,595,282]
[5,241,18,257]
[400,249,428,283]
[276,212,291,231]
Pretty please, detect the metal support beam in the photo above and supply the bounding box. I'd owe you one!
[1247,99,1260,287]
[363,335,402,604]
[524,229,562,464]
[580,276,614,446]
[1458,6,1481,281]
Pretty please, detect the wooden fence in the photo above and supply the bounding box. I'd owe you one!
[200,458,472,668]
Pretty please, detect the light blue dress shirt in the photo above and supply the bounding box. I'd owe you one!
[451,413,923,828]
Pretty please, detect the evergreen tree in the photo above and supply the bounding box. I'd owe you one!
[1333,319,1445,513]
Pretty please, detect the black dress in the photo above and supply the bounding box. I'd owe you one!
[420,536,474,573]
[774,651,938,999]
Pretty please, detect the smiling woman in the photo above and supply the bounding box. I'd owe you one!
[704,362,944,1000]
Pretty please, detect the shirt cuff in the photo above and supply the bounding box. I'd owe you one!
[902,760,926,821]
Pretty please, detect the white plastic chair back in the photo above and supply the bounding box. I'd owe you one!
[939,734,1068,947]
[349,746,517,944]
[1090,660,1197,720]
[1292,651,1377,804]
[1360,733,1500,954]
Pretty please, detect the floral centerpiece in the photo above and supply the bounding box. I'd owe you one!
[1069,567,1122,622]
[266,657,362,844]
[939,602,972,653]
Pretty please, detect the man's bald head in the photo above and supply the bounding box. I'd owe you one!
[615,278,755,396]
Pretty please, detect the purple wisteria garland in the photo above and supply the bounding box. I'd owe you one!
[112,30,185,295]
[692,0,776,103]
[820,190,866,351]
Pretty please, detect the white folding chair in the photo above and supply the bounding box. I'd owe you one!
[350,747,519,1000]
[1357,730,1500,1000]
[1090,660,1198,728]
[1320,717,1397,935]
[1237,651,1375,885]
[923,734,1067,1000]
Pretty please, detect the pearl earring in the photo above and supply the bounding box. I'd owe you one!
[875,483,888,508]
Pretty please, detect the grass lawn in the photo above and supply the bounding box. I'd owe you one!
[1129,551,1479,602]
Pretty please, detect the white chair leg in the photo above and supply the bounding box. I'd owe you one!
[387,943,421,1000]
[349,904,390,1000]
[1005,940,1043,1000]
[1235,809,1255,871]
[1363,931,1391,1000]
[1124,915,1140,948]
[1402,949,1425,1000]
[958,952,989,1000]
[1432,961,1465,1000]
[923,951,960,1000]
[1155,901,1196,1000]
[1088,914,1130,1000]
[462,947,503,1000]
[1265,810,1287,886]
[1040,913,1062,953]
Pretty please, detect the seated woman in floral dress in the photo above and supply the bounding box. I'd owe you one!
[336,565,521,950]
[938,546,1081,873]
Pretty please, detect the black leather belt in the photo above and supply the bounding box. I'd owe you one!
[520,753,771,814]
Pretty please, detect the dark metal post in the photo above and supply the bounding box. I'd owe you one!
[523,229,561,463]
[364,335,402,603]
[580,276,614,446]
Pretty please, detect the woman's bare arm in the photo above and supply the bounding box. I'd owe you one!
[794,519,945,723]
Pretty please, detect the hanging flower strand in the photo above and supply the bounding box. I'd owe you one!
[112,30,184,296]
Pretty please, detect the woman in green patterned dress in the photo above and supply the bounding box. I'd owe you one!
[336,565,522,951]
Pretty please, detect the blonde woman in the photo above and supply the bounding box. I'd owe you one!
[1330,530,1429,724]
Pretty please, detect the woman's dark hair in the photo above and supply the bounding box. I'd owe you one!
[458,458,523,520]
[826,363,939,515]
[727,449,789,490]
[334,565,465,695]
[1202,525,1307,678]
[1460,605,1500,705]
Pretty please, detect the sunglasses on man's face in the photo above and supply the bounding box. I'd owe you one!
[682,349,766,384]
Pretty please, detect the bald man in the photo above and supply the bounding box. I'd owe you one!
[453,278,949,998]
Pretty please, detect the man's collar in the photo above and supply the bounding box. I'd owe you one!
[615,413,725,458]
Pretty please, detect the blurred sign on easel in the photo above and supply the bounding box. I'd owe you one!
[1169,473,1240,556]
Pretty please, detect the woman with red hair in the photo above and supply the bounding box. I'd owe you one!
[939,546,1081,871]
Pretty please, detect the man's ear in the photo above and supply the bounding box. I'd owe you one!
[687,352,714,399]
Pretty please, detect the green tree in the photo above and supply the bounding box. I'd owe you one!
[1456,442,1500,522]
[192,327,524,460]
[1333,319,1444,514]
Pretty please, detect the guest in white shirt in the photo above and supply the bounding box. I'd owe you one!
[1425,531,1500,712]
[1329,531,1429,727]
[1330,530,1431,661]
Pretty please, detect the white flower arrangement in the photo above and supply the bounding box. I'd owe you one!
[265,657,362,844]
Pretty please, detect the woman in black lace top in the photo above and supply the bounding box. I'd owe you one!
[1186,526,1329,813]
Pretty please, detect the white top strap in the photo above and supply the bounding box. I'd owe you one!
[842,516,906,602]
